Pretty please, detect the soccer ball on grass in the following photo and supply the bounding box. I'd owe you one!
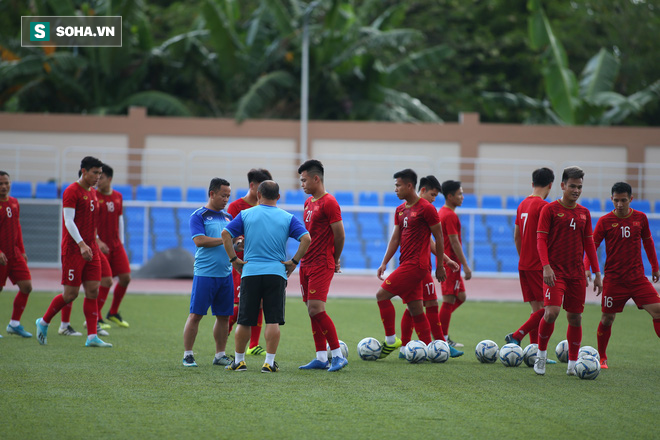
[357,337,382,361]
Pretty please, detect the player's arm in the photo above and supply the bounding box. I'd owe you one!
[514,224,521,255]
[537,231,555,287]
[285,233,311,277]
[63,207,93,261]
[584,219,604,281]
[330,220,345,273]
[118,214,125,245]
[96,229,109,254]
[16,204,27,262]
[377,224,401,280]
[582,212,602,294]
[430,222,447,282]
[448,234,471,280]
[221,229,244,273]
[192,235,224,248]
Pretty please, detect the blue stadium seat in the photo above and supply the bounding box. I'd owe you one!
[233,188,250,202]
[334,191,355,206]
[484,214,510,228]
[630,199,651,213]
[465,223,489,244]
[343,250,367,269]
[505,196,525,210]
[361,224,386,240]
[489,224,514,245]
[161,186,182,202]
[35,182,58,199]
[342,214,359,239]
[581,198,602,212]
[473,244,494,258]
[462,194,477,208]
[433,194,445,209]
[499,258,519,273]
[474,254,498,272]
[649,219,660,241]
[59,182,71,197]
[365,250,384,269]
[113,184,133,200]
[186,187,207,202]
[481,195,503,209]
[11,181,32,198]
[496,244,519,272]
[136,185,158,201]
[358,191,380,206]
[655,201,660,214]
[342,240,363,254]
[383,193,400,207]
[153,234,179,252]
[285,190,306,206]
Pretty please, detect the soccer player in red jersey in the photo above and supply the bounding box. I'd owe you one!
[0,171,33,338]
[226,168,272,356]
[376,169,446,358]
[296,160,348,372]
[35,156,112,347]
[534,166,601,376]
[95,164,132,328]
[504,168,556,350]
[437,180,472,348]
[584,182,660,369]
[399,175,463,358]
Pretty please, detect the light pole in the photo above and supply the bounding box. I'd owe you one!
[300,0,322,164]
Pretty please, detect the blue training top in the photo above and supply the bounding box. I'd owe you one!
[189,206,233,277]
[224,204,308,280]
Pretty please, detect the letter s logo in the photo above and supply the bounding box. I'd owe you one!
[35,24,46,39]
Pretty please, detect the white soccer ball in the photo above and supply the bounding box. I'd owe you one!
[555,340,569,363]
[499,343,524,367]
[326,340,349,360]
[427,340,451,363]
[522,343,539,368]
[475,340,499,363]
[578,345,600,362]
[404,340,428,364]
[575,354,601,380]
[357,337,382,361]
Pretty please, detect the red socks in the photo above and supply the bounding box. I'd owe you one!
[513,309,545,343]
[108,284,127,315]
[654,318,660,338]
[248,310,263,349]
[43,294,67,324]
[425,305,443,341]
[537,317,555,351]
[377,299,396,336]
[412,313,432,345]
[83,297,98,336]
[400,309,413,345]
[312,311,340,350]
[310,317,327,352]
[452,298,464,311]
[439,302,453,338]
[597,322,612,360]
[97,286,110,317]
[11,291,29,321]
[567,324,582,361]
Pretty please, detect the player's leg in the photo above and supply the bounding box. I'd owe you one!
[507,270,544,345]
[211,275,234,366]
[597,313,615,369]
[407,299,432,345]
[376,287,399,358]
[227,276,258,371]
[228,268,241,334]
[643,303,660,337]
[421,272,443,341]
[183,276,212,366]
[7,270,33,337]
[563,278,586,375]
[298,267,327,368]
[400,309,414,358]
[83,277,111,347]
[259,275,286,373]
[96,252,113,328]
[107,246,132,327]
[534,280,564,375]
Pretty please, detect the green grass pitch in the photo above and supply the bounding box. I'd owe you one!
[1,292,658,439]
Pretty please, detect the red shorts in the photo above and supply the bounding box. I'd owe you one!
[519,270,543,303]
[61,251,101,286]
[106,245,131,277]
[421,271,437,301]
[440,265,465,297]
[381,264,427,304]
[300,264,335,302]
[100,252,112,278]
[543,277,586,314]
[602,276,660,314]
[0,254,31,286]
[232,268,241,304]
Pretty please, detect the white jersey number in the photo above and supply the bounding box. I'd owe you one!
[305,210,312,223]
[520,212,528,234]
[569,218,576,230]
[604,296,613,308]
[620,226,630,238]
[6,206,12,218]
[107,201,115,212]
[90,200,95,211]
[403,216,408,228]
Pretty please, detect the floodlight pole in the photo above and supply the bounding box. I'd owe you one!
[300,1,321,164]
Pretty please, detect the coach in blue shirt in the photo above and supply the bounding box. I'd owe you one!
[181,178,235,368]
[222,180,310,373]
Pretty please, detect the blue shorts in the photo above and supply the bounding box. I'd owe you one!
[190,275,234,316]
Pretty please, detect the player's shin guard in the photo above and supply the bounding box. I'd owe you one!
[61,301,72,323]
[439,302,453,339]
[653,318,660,338]
[514,309,545,343]
[401,309,413,345]
[83,298,98,336]
[249,310,263,349]
[312,311,339,350]
[377,299,397,336]
[310,316,327,352]
[108,284,127,315]
[567,324,582,362]
[43,294,68,324]
[425,305,443,341]
[537,317,555,352]
[97,286,110,316]
[597,322,612,360]
[11,291,29,321]
[412,313,432,345]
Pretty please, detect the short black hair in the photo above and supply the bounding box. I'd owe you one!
[562,166,584,183]
[0,171,9,178]
[208,177,230,196]
[297,159,324,180]
[80,156,103,171]
[611,182,632,197]
[419,175,441,192]
[258,180,279,200]
[441,180,461,197]
[393,169,417,187]
[532,167,554,187]
[101,163,114,178]
[247,168,273,184]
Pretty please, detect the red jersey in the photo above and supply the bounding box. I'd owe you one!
[61,182,99,256]
[516,196,548,270]
[537,200,593,279]
[301,193,342,269]
[227,197,255,259]
[438,206,461,264]
[97,189,123,249]
[0,196,25,259]
[395,198,440,270]
[591,209,658,283]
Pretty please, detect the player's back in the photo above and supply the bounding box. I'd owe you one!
[0,196,21,257]
[97,190,123,248]
[516,196,548,270]
[438,205,461,262]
